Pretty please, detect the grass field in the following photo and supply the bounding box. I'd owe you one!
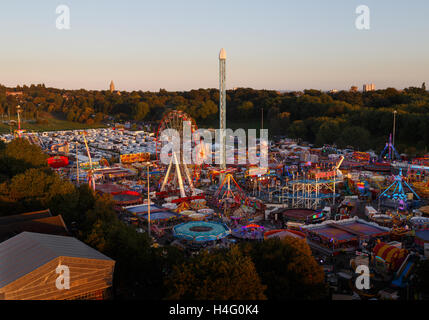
[0,117,107,134]
[0,114,263,135]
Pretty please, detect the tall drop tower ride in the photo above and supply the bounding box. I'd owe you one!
[219,48,227,182]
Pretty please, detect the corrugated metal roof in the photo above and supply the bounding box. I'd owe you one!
[0,232,113,289]
[0,209,52,225]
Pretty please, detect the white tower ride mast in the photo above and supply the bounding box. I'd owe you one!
[219,48,227,183]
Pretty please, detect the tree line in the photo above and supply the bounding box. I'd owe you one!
[1,83,429,154]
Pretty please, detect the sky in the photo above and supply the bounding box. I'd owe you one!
[0,0,429,92]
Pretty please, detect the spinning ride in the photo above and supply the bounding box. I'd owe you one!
[173,221,231,242]
[378,169,420,210]
[213,172,247,211]
[379,134,401,162]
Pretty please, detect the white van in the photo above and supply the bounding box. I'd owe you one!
[322,207,332,219]
[287,221,305,231]
[365,206,378,217]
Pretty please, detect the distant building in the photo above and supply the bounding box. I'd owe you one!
[329,89,338,94]
[0,232,115,300]
[363,83,376,92]
[5,91,23,97]
[109,81,120,95]
[350,86,358,93]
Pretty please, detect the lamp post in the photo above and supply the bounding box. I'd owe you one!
[76,142,79,186]
[392,110,397,148]
[146,162,151,238]
[16,105,22,138]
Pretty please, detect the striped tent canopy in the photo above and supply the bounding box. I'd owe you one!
[373,242,408,271]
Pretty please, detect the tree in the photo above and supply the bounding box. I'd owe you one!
[4,167,76,215]
[288,120,307,140]
[197,100,218,120]
[80,195,163,299]
[132,102,150,121]
[101,221,158,299]
[0,138,48,179]
[94,112,104,123]
[1,84,429,161]
[338,126,371,150]
[315,120,341,146]
[238,101,254,119]
[67,109,76,121]
[241,238,328,300]
[165,246,266,300]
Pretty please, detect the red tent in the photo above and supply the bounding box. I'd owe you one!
[47,156,69,168]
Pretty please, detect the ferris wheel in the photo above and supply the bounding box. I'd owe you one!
[156,110,202,198]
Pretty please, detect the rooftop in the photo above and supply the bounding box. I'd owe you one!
[0,210,69,242]
[0,232,113,288]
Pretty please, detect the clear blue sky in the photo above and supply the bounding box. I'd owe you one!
[1,0,428,91]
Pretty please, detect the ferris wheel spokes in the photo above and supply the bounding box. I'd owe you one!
[156,110,202,199]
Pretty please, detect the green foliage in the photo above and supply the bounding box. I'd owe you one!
[2,84,429,151]
[132,102,150,121]
[165,246,267,300]
[0,164,79,216]
[267,108,290,135]
[238,101,254,118]
[338,126,371,150]
[0,138,47,180]
[241,237,328,300]
[315,120,341,146]
[197,100,218,119]
[288,120,308,140]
